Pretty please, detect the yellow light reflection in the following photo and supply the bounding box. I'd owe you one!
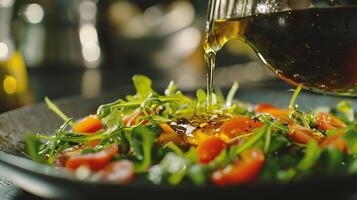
[3,75,17,94]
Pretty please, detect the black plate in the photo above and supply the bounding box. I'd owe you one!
[0,85,357,200]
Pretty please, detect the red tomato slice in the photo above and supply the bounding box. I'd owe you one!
[316,112,346,131]
[256,103,289,118]
[73,115,102,134]
[66,144,118,171]
[288,125,325,144]
[197,137,226,164]
[211,148,265,185]
[320,132,348,153]
[95,160,134,183]
[221,117,263,138]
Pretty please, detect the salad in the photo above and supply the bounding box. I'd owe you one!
[26,75,357,186]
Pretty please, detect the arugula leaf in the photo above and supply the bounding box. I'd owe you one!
[209,149,230,168]
[188,164,207,186]
[214,88,225,107]
[320,147,345,174]
[233,125,269,156]
[303,112,317,127]
[146,124,162,137]
[25,134,46,163]
[101,109,123,129]
[81,147,100,155]
[231,101,250,114]
[185,147,198,163]
[149,152,188,185]
[36,119,73,163]
[226,81,239,107]
[290,110,310,128]
[297,140,321,171]
[163,142,184,157]
[132,125,156,172]
[97,99,127,119]
[196,89,206,111]
[264,126,272,153]
[276,168,296,182]
[164,81,177,96]
[344,128,357,155]
[117,131,130,154]
[99,128,130,154]
[133,75,153,99]
[259,158,280,181]
[337,100,354,122]
[348,155,357,173]
[267,134,290,154]
[270,121,289,132]
[45,97,71,124]
[288,85,302,111]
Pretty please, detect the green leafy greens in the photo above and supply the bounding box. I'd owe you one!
[26,75,357,186]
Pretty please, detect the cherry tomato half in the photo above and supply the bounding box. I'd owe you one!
[197,137,226,164]
[94,160,134,183]
[221,117,263,138]
[211,148,265,185]
[73,115,102,134]
[256,103,289,118]
[316,112,346,131]
[66,144,118,171]
[288,125,325,144]
[320,132,348,153]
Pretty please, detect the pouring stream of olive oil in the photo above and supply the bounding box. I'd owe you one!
[204,7,357,107]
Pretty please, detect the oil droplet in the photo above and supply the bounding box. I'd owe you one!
[3,75,17,94]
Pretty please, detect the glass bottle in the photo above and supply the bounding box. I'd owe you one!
[0,0,32,112]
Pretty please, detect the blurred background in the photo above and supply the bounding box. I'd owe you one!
[0,0,276,113]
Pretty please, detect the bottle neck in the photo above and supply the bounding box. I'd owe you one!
[0,0,14,39]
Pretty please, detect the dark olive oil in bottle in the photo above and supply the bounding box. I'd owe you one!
[205,7,357,96]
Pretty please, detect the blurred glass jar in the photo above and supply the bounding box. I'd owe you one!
[98,0,206,85]
[15,0,101,69]
[0,0,32,112]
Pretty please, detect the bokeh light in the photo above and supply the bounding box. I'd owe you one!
[0,0,13,7]
[3,75,17,94]
[0,42,9,59]
[24,3,44,24]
